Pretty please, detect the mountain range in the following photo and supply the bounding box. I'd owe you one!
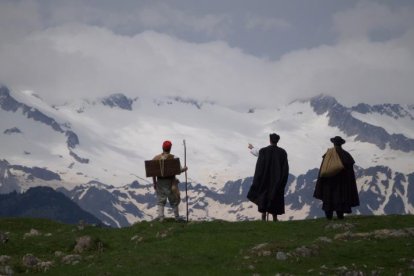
[0,186,102,225]
[0,85,413,227]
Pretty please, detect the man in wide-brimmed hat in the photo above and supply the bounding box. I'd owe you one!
[313,136,359,220]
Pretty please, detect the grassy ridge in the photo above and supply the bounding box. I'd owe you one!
[0,215,413,275]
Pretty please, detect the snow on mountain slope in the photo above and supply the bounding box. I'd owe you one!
[53,95,261,187]
[2,85,414,227]
[2,86,414,190]
[351,111,414,139]
[0,107,68,170]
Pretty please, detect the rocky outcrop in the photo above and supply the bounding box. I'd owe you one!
[9,165,61,181]
[101,93,136,110]
[352,103,414,120]
[310,94,414,152]
[3,127,22,135]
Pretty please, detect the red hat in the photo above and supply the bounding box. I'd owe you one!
[162,140,172,151]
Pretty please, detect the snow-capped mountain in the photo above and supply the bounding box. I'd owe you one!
[1,85,413,227]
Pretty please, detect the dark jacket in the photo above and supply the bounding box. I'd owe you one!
[247,144,289,215]
[313,146,359,213]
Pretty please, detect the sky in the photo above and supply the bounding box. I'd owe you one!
[1,0,414,108]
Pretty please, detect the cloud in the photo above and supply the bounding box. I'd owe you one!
[271,33,414,105]
[0,1,413,108]
[245,14,291,32]
[137,3,232,38]
[0,1,43,43]
[333,1,414,42]
[0,23,277,107]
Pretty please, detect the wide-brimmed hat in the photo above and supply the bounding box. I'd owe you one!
[270,133,280,144]
[330,136,345,146]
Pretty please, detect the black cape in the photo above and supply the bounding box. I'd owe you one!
[313,147,359,213]
[247,145,289,215]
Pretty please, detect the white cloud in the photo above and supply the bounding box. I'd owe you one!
[271,34,414,105]
[0,23,277,107]
[0,1,413,108]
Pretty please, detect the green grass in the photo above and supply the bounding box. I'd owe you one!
[0,215,413,275]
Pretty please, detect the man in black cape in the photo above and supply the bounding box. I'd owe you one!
[247,133,289,221]
[313,136,359,220]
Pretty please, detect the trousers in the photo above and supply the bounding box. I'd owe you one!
[156,178,180,208]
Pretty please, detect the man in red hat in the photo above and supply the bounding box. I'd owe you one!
[152,140,187,221]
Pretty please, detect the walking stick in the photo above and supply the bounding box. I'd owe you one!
[183,139,189,222]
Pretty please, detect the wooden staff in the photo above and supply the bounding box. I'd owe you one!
[183,139,189,222]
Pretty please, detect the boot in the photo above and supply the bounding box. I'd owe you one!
[157,205,165,222]
[336,211,344,220]
[325,210,333,220]
[173,206,185,222]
